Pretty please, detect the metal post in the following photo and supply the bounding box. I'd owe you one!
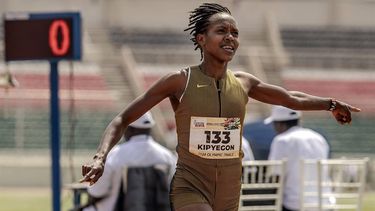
[50,61,61,211]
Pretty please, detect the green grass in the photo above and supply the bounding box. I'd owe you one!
[362,191,375,211]
[0,188,73,211]
[0,187,374,211]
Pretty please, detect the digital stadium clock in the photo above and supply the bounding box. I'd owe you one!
[4,12,81,61]
[3,12,82,211]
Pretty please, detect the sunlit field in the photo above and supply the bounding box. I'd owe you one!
[0,187,374,211]
[0,188,74,211]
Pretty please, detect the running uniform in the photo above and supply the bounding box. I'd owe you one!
[170,66,248,210]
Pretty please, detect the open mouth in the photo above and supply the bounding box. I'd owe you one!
[222,45,235,53]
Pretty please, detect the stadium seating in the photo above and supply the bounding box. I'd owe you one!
[110,28,191,46]
[0,109,116,149]
[0,62,118,150]
[286,116,368,155]
[282,27,375,50]
[282,77,375,154]
[281,27,375,69]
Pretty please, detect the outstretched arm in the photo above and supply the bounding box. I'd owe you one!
[235,71,361,124]
[80,71,186,185]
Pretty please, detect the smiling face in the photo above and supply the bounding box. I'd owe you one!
[197,12,240,62]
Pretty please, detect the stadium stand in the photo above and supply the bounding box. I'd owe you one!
[278,25,375,156]
[0,22,3,60]
[0,109,115,149]
[110,28,191,46]
[0,62,118,150]
[282,27,375,50]
[281,26,375,69]
[284,77,375,113]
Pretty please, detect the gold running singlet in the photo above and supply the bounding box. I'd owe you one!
[170,66,248,210]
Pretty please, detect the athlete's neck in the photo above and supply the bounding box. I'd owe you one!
[199,62,227,80]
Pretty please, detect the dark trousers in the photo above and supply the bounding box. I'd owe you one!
[282,206,297,211]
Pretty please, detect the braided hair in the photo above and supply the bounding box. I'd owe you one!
[184,3,231,60]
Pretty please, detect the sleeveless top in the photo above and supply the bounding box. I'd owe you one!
[175,65,248,165]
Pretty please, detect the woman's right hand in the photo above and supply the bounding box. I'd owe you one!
[80,158,105,185]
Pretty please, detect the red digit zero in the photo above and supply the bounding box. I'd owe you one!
[49,20,70,56]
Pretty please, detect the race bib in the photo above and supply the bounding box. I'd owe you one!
[189,116,241,159]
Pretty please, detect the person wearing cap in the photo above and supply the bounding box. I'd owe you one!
[266,106,333,211]
[81,112,177,211]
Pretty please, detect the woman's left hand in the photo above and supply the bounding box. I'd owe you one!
[332,100,361,124]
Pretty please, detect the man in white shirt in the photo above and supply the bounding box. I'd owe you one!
[266,106,332,211]
[242,136,255,161]
[82,112,177,211]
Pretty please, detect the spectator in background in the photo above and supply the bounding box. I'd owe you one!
[242,136,255,161]
[81,112,177,211]
[243,120,276,160]
[266,106,334,211]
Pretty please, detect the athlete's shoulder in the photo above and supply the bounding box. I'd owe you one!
[152,68,188,91]
[233,70,259,81]
[162,66,190,80]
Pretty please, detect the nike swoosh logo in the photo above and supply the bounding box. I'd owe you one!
[197,84,210,88]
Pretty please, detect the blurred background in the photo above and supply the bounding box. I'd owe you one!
[0,0,374,210]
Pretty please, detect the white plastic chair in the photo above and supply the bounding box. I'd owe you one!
[300,159,333,211]
[239,160,286,211]
[300,158,369,211]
